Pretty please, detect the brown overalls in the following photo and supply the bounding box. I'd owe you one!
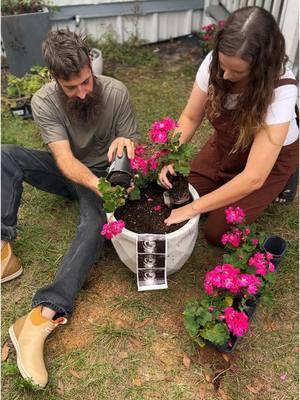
[188,79,299,245]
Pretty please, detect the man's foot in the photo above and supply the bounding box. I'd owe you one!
[9,306,67,388]
[1,242,23,283]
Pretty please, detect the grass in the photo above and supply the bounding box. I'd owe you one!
[1,47,299,400]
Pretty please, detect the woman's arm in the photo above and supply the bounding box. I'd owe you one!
[164,121,290,224]
[176,82,207,144]
[159,83,207,187]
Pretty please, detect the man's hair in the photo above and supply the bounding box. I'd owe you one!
[42,29,91,80]
[206,6,288,152]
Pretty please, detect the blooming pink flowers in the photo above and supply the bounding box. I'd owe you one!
[101,220,125,239]
[149,117,178,143]
[248,252,275,275]
[204,263,262,296]
[223,307,249,337]
[225,206,246,224]
[221,228,242,247]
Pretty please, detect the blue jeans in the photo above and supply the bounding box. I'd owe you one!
[1,145,107,317]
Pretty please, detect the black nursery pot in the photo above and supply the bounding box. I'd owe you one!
[11,104,33,120]
[107,149,133,188]
[209,300,257,354]
[262,235,287,270]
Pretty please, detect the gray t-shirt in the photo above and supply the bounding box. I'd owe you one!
[31,75,140,168]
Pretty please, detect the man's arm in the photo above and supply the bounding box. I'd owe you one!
[48,140,100,195]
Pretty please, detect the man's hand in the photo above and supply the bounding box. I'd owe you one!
[159,164,176,189]
[107,137,135,162]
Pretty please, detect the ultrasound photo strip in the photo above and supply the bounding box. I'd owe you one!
[136,234,168,291]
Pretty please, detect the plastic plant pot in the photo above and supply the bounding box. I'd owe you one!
[107,184,200,275]
[107,149,133,188]
[262,235,287,270]
[209,300,257,353]
[90,48,103,75]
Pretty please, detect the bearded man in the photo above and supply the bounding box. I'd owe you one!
[1,29,140,387]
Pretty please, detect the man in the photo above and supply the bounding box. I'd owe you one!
[1,29,139,387]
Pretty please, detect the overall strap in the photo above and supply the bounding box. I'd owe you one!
[275,78,297,87]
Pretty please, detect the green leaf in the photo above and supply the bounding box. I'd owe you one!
[200,322,230,345]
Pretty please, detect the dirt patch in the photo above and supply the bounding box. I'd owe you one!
[148,34,204,69]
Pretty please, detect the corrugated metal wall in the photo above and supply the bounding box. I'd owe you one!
[50,0,204,44]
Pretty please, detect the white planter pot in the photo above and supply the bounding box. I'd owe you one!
[108,184,200,275]
[91,48,103,75]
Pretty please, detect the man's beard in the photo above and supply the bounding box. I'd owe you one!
[57,77,103,127]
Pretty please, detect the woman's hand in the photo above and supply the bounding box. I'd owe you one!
[164,202,198,225]
[159,164,176,189]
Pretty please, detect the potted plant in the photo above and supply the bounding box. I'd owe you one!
[1,0,54,76]
[184,207,286,353]
[99,117,201,275]
[3,65,51,119]
[195,20,225,55]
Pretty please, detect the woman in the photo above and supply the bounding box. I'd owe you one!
[160,6,298,245]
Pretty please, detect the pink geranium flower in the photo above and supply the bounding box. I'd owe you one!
[101,220,125,239]
[149,117,178,143]
[130,156,148,176]
[223,307,249,337]
[225,206,246,224]
[134,144,146,156]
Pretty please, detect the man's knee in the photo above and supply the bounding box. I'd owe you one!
[1,144,21,157]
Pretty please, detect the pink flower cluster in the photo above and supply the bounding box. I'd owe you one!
[204,264,262,295]
[149,117,178,143]
[248,252,275,276]
[225,206,246,224]
[223,307,249,337]
[221,228,243,247]
[201,20,225,41]
[101,220,125,239]
[130,148,168,176]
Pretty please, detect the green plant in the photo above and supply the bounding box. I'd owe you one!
[1,0,51,15]
[98,178,127,213]
[4,65,51,110]
[184,207,279,348]
[85,32,160,68]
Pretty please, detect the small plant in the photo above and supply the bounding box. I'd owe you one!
[85,32,160,70]
[129,117,197,199]
[1,0,51,15]
[196,20,225,55]
[5,65,51,107]
[184,206,277,348]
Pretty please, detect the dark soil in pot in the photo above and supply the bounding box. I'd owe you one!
[114,180,192,234]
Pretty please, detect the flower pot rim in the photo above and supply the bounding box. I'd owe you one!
[107,183,200,239]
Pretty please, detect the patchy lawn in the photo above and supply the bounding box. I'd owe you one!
[1,41,299,400]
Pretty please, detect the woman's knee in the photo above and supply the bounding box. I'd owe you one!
[203,213,228,246]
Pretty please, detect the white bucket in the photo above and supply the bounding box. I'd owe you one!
[91,48,103,75]
[108,184,200,275]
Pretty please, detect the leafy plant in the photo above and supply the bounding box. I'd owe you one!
[85,32,160,69]
[1,0,51,15]
[129,117,197,199]
[98,178,127,213]
[184,206,279,348]
[5,65,51,107]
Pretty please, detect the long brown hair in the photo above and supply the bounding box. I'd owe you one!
[206,7,288,151]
